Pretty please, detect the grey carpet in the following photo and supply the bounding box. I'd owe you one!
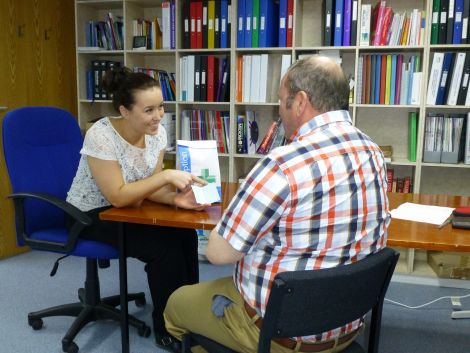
[0,251,469,353]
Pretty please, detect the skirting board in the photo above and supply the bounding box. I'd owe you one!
[392,273,470,290]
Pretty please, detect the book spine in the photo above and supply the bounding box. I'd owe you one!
[257,120,279,154]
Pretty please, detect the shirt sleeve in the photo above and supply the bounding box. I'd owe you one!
[215,156,291,253]
[81,122,117,161]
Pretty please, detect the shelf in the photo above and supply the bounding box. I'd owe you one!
[425,105,470,109]
[126,49,177,55]
[235,102,280,107]
[421,162,470,169]
[358,45,425,52]
[76,0,122,9]
[356,104,420,108]
[77,50,125,55]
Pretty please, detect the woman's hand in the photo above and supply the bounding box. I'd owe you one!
[163,170,207,191]
[174,188,211,210]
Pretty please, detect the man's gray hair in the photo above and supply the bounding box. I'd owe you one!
[284,56,350,113]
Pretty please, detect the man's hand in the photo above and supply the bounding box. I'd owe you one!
[174,188,211,210]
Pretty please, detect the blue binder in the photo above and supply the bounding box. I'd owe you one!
[220,0,228,48]
[436,52,454,105]
[237,0,245,47]
[333,0,344,46]
[453,0,464,44]
[244,0,253,47]
[259,0,278,47]
[278,0,287,47]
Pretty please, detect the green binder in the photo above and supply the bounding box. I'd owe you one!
[252,0,260,47]
[408,112,418,162]
[431,0,441,44]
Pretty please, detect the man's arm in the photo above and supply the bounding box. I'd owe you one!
[206,228,243,265]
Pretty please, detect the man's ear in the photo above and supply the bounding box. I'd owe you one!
[296,91,309,117]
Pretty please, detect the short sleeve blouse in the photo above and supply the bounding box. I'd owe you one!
[66,117,167,211]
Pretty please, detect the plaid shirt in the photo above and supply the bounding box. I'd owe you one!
[215,110,390,342]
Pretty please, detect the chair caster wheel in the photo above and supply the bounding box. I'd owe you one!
[28,317,43,330]
[135,296,146,307]
[138,324,151,337]
[62,340,79,353]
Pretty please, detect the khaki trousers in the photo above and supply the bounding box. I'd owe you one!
[164,276,358,353]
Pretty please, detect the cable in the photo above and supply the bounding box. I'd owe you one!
[385,293,470,309]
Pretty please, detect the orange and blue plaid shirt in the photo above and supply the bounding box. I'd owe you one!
[215,110,390,342]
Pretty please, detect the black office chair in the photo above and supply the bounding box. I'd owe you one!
[182,248,399,353]
[2,107,151,353]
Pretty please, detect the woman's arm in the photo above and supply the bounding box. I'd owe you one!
[87,154,204,208]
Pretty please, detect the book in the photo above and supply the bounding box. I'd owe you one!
[220,0,229,48]
[256,120,280,154]
[462,0,470,43]
[360,4,372,46]
[439,0,449,44]
[278,0,287,47]
[237,0,245,47]
[251,0,260,47]
[446,52,466,105]
[286,0,294,46]
[447,0,455,44]
[244,0,253,47]
[333,0,344,46]
[323,0,334,45]
[426,52,445,105]
[453,0,464,43]
[465,113,470,163]
[351,0,359,45]
[457,53,470,105]
[408,112,418,162]
[214,0,221,48]
[202,0,208,48]
[431,0,442,44]
[343,0,353,46]
[436,52,454,105]
[208,0,215,48]
[259,0,278,47]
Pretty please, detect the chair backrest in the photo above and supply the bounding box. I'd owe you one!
[259,248,399,353]
[2,107,83,238]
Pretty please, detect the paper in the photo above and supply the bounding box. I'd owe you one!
[191,183,221,204]
[390,202,455,225]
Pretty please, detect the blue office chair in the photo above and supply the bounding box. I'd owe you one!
[2,107,151,353]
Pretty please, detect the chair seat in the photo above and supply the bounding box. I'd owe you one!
[31,228,118,259]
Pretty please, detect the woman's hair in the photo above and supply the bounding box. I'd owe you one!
[101,67,160,112]
[284,56,350,113]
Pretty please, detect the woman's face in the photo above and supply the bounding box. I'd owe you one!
[123,86,164,135]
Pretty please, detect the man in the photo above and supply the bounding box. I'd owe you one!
[164,56,390,353]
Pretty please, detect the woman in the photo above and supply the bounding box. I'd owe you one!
[66,66,207,351]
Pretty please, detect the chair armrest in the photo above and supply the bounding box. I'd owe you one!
[8,192,92,253]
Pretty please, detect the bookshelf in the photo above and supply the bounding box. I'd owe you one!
[75,0,470,279]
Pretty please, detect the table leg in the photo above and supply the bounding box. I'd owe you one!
[118,222,130,353]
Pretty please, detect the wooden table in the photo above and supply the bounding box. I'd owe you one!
[100,183,470,352]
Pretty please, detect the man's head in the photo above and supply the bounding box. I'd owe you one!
[278,56,350,139]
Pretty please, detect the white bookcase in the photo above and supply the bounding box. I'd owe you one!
[75,0,470,280]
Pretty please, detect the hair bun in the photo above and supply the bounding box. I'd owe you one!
[101,66,132,95]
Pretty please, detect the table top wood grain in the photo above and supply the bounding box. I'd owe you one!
[100,183,470,252]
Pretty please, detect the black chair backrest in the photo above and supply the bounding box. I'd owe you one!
[259,248,399,353]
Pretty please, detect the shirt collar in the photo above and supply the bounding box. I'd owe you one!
[290,110,353,142]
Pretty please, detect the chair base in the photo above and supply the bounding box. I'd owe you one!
[28,290,150,353]
[27,258,151,353]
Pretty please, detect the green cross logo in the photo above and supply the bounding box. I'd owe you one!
[199,168,216,183]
